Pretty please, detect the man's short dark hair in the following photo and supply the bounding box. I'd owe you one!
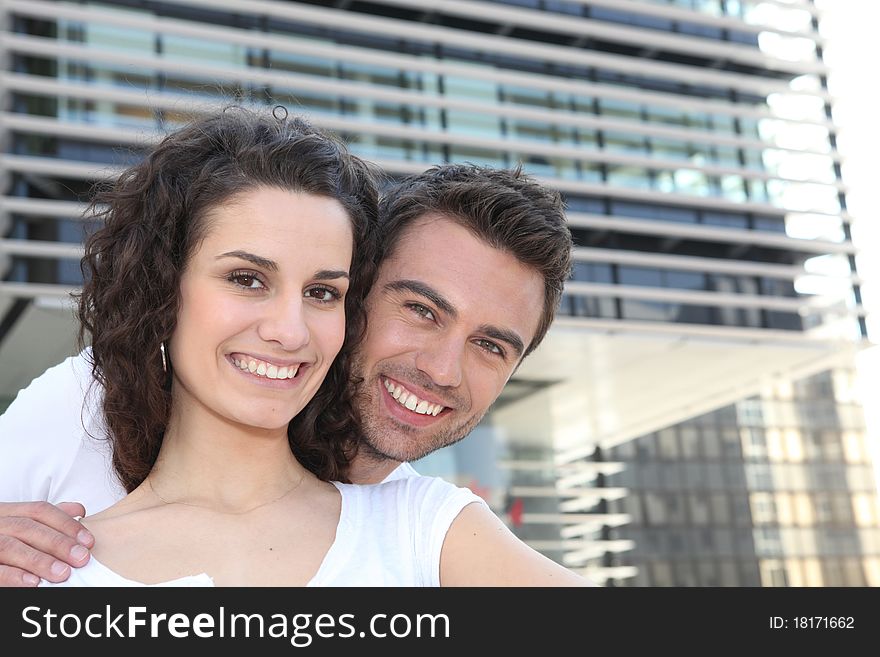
[379,164,572,358]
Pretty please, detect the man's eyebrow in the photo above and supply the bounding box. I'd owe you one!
[479,325,525,359]
[217,250,278,272]
[385,279,457,318]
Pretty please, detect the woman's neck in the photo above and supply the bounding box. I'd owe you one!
[145,397,310,514]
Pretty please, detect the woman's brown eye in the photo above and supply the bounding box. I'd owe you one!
[228,271,264,289]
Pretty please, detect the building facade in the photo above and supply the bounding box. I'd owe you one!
[1,0,876,585]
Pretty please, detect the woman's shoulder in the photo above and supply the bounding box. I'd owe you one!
[333,475,486,527]
[80,485,157,527]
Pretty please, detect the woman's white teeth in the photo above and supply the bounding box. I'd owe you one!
[233,357,298,379]
[384,379,444,416]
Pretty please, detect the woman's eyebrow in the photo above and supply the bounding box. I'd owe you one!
[217,250,278,272]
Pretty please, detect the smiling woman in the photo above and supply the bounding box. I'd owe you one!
[51,107,401,585]
[76,108,379,494]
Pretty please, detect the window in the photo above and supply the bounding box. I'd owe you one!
[731,496,753,526]
[688,494,711,525]
[680,427,701,459]
[746,464,773,490]
[814,493,833,524]
[721,428,741,459]
[737,400,764,427]
[649,561,674,587]
[657,429,680,459]
[751,492,777,524]
[643,493,667,525]
[702,430,722,459]
[711,494,731,524]
[635,434,658,461]
[759,559,789,586]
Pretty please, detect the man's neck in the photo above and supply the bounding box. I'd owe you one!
[347,454,403,484]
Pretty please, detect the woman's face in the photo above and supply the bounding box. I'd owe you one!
[168,187,353,433]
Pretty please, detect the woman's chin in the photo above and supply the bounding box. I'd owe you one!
[228,409,299,434]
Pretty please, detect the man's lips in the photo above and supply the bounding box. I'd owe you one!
[379,376,452,426]
[381,376,448,416]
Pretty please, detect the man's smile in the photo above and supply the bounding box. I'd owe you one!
[382,376,447,416]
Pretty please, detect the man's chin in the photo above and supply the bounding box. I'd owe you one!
[359,410,477,463]
[361,438,426,464]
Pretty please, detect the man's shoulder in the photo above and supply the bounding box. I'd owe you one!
[4,348,94,405]
[381,461,421,482]
[381,464,475,496]
[0,348,116,506]
[0,348,98,437]
[378,468,480,503]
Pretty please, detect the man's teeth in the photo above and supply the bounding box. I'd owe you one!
[232,357,298,379]
[383,379,444,416]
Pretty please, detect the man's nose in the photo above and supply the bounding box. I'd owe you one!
[414,334,464,388]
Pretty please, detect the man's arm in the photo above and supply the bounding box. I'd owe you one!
[0,350,117,586]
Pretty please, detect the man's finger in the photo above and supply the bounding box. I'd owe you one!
[0,502,93,585]
[0,501,93,547]
[0,532,80,583]
[55,503,94,547]
[56,502,87,519]
[0,564,42,588]
[0,516,91,565]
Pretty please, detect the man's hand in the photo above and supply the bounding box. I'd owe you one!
[0,502,94,587]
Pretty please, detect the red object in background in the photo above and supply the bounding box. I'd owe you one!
[467,481,491,502]
[465,481,524,528]
[508,498,524,528]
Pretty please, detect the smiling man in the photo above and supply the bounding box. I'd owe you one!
[350,216,543,475]
[348,166,570,483]
[0,163,574,585]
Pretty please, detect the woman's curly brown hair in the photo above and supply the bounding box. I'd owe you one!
[76,106,381,492]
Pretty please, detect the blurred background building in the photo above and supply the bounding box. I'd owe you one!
[1,0,877,586]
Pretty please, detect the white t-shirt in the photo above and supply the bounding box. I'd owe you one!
[0,350,121,513]
[40,477,481,587]
[0,349,418,510]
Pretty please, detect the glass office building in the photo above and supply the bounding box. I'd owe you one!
[1,0,877,585]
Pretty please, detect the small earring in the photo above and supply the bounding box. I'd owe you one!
[160,342,168,375]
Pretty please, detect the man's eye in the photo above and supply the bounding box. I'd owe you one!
[475,339,503,355]
[409,303,435,320]
[228,271,264,289]
[305,286,341,302]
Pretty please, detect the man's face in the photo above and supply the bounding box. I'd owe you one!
[351,214,545,465]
